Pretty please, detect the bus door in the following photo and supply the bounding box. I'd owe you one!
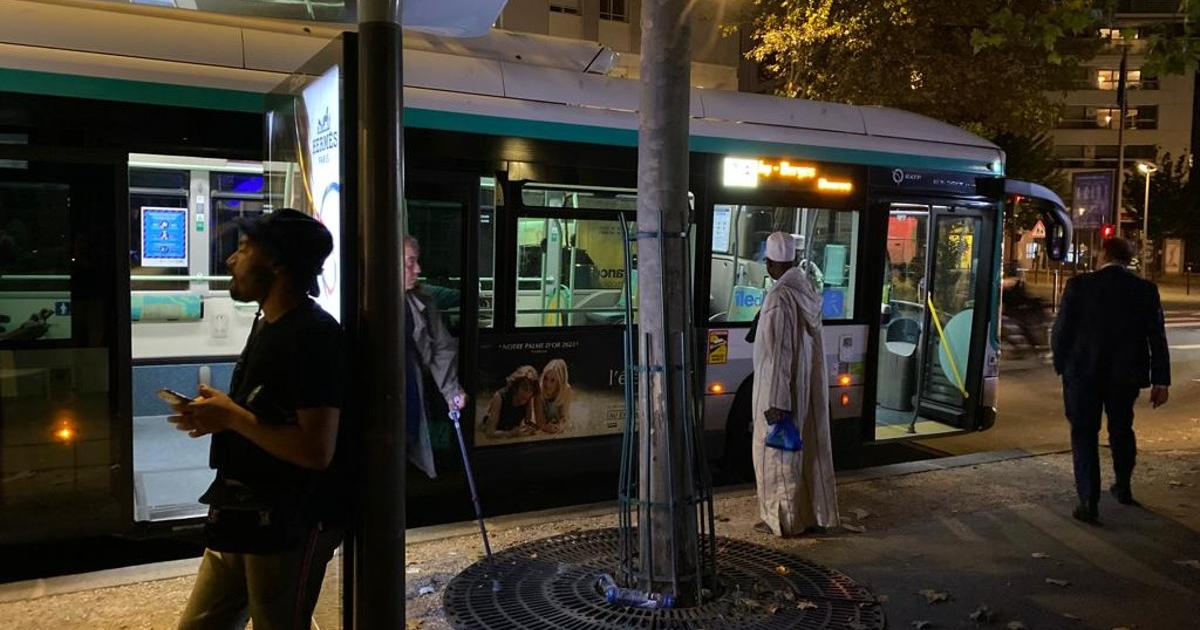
[875,202,992,438]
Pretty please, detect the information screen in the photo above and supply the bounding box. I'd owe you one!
[140,207,188,268]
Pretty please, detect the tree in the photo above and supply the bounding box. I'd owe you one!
[1140,1,1200,77]
[741,0,1104,139]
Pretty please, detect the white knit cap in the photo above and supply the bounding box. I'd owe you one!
[765,231,796,263]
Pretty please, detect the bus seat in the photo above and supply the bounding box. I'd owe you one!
[572,289,624,325]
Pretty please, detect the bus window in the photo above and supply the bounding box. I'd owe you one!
[479,177,497,329]
[409,197,466,333]
[708,205,858,323]
[129,167,189,292]
[514,216,636,327]
[209,172,267,291]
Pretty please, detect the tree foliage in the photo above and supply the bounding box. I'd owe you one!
[998,133,1067,232]
[1123,152,1196,241]
[1140,1,1200,77]
[741,0,1103,139]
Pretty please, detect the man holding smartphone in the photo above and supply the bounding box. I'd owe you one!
[171,208,345,630]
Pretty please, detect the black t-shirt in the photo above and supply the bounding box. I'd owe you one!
[207,299,346,523]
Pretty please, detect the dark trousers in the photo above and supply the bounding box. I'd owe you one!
[1062,379,1140,506]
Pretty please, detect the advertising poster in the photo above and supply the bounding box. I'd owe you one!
[474,331,629,447]
[1071,171,1113,229]
[301,66,342,322]
[140,207,188,268]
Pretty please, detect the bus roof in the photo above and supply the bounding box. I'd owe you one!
[0,2,1003,173]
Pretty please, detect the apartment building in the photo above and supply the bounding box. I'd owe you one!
[495,0,743,90]
[1049,1,1195,221]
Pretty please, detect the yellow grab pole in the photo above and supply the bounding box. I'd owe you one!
[927,296,968,399]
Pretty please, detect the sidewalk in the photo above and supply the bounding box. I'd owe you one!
[2,447,1198,630]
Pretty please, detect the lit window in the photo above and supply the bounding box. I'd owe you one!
[600,0,627,21]
[550,1,581,15]
[1098,28,1138,41]
[1097,68,1144,90]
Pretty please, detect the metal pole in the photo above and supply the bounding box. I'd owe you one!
[1143,170,1152,278]
[636,0,698,605]
[353,1,405,628]
[1114,45,1129,239]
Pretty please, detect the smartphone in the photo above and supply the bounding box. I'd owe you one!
[157,388,194,406]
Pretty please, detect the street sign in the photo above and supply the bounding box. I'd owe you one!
[1071,171,1114,229]
[1030,221,1046,238]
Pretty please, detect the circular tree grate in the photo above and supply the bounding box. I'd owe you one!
[443,528,884,630]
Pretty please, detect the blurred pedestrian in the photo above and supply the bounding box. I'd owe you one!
[1052,237,1170,523]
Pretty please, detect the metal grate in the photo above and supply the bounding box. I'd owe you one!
[444,528,885,629]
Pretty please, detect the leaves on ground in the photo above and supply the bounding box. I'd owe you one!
[969,605,995,622]
[1174,559,1200,570]
[775,564,792,576]
[418,585,436,596]
[843,523,867,534]
[797,600,818,610]
[851,508,872,520]
[918,589,950,604]
[405,620,423,630]
[405,565,421,574]
[1045,578,1070,587]
[911,621,932,629]
[1031,552,1050,559]
[715,515,731,522]
[1007,622,1027,630]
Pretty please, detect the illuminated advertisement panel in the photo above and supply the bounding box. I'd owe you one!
[265,41,344,322]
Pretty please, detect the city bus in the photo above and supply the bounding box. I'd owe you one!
[0,4,1072,543]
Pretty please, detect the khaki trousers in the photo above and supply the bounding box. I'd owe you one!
[177,528,341,630]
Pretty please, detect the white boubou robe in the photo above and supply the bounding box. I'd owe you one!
[751,267,841,536]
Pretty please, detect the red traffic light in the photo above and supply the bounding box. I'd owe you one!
[1100,224,1116,240]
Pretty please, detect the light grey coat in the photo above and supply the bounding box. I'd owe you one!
[407,290,464,479]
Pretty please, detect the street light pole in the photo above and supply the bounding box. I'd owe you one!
[1137,161,1157,278]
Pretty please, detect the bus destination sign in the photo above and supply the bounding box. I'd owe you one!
[723,157,854,193]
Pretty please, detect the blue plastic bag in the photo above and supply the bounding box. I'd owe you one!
[764,412,802,452]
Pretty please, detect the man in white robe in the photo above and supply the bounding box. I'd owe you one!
[752,232,841,536]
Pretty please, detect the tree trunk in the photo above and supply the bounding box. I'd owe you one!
[635,0,697,604]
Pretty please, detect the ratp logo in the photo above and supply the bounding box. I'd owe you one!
[892,169,905,185]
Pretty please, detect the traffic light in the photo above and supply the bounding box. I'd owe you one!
[1100,224,1116,240]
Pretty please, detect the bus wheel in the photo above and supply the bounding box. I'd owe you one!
[718,379,754,484]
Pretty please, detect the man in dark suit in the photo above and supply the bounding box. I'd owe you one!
[1052,237,1170,523]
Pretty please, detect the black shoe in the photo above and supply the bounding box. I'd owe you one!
[1072,502,1100,525]
[1110,484,1140,506]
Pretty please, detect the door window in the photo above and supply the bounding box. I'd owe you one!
[921,214,982,408]
[1,160,118,539]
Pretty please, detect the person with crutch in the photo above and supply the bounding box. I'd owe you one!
[402,235,467,478]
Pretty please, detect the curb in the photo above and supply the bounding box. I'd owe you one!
[0,446,1066,604]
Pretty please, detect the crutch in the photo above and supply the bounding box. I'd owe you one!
[449,408,501,592]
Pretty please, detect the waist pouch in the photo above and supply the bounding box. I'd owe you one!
[200,479,311,553]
